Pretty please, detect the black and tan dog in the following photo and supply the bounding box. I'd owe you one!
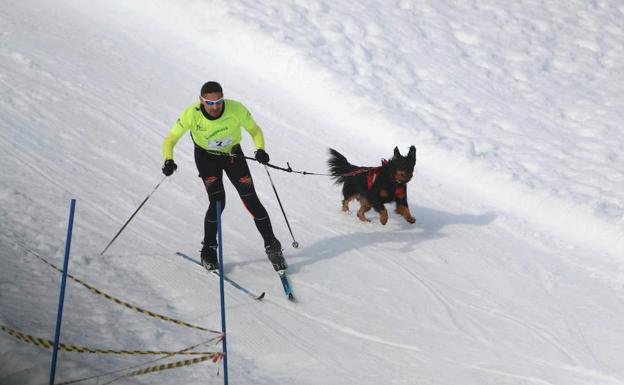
[328,146,416,225]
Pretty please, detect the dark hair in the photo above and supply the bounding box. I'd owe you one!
[200,81,223,95]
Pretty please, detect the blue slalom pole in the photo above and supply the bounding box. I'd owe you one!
[216,201,228,385]
[49,199,76,385]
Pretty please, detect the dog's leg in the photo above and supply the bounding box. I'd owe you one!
[357,199,372,222]
[342,181,358,212]
[396,204,416,224]
[342,195,356,212]
[365,194,388,225]
[379,207,388,225]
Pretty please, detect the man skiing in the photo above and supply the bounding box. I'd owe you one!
[161,81,287,273]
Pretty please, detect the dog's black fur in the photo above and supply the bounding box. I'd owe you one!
[328,146,416,225]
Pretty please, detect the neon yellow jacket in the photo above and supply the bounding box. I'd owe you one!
[162,99,265,160]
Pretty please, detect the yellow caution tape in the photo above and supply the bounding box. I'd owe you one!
[56,353,224,385]
[120,353,222,378]
[0,324,220,356]
[29,251,220,335]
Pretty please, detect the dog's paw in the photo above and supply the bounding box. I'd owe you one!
[406,216,416,224]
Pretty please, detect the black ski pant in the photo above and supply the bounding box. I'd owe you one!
[195,145,276,249]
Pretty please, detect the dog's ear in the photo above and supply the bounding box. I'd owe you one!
[393,146,402,159]
[408,146,416,162]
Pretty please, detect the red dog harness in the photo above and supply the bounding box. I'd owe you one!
[367,160,406,199]
[367,162,384,190]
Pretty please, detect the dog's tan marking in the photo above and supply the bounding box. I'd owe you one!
[394,171,411,183]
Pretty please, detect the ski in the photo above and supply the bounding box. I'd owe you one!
[176,252,265,300]
[278,270,295,301]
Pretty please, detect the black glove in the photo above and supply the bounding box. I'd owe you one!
[255,149,270,165]
[162,159,177,176]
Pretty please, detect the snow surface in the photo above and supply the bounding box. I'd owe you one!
[1,0,623,384]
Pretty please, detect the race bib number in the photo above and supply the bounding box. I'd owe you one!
[207,137,233,149]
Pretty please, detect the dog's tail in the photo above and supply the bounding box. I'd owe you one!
[328,148,359,184]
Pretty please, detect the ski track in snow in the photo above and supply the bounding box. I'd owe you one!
[389,254,581,366]
[266,296,424,354]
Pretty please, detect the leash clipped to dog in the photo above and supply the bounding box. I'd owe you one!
[245,156,332,176]
[263,165,300,249]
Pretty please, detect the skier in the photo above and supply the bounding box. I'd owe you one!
[161,81,288,272]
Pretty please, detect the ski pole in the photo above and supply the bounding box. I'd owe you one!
[100,176,167,255]
[264,165,299,248]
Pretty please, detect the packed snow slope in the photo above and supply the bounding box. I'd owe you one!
[1,0,623,384]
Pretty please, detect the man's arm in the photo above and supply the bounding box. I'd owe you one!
[162,116,189,160]
[245,123,265,151]
[238,103,265,150]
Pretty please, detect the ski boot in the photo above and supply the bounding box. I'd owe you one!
[265,239,288,272]
[200,245,219,272]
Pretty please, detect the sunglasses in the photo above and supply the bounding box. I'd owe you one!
[200,96,224,106]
